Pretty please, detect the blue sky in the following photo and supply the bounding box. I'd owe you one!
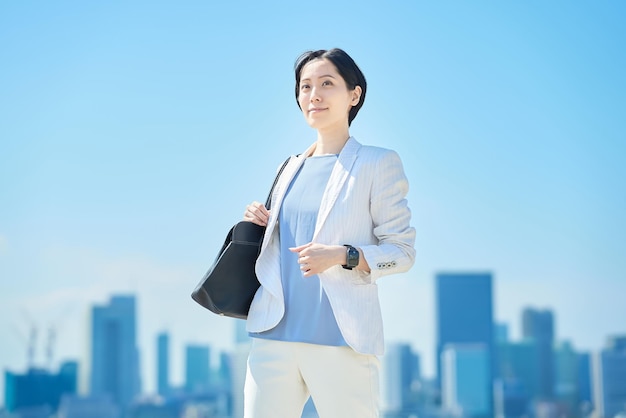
[1,1,625,403]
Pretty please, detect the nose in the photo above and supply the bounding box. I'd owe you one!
[310,87,322,102]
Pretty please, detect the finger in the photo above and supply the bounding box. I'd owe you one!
[250,218,267,227]
[289,242,312,253]
[300,264,313,275]
[243,210,268,228]
[246,204,270,224]
[250,201,269,217]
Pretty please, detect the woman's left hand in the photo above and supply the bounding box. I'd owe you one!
[289,243,345,278]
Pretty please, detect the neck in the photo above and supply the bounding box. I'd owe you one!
[313,126,350,156]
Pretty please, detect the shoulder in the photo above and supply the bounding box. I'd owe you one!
[359,144,397,157]
[351,137,399,157]
[356,143,403,168]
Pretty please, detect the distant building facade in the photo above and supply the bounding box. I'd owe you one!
[381,342,421,416]
[157,332,170,397]
[577,352,593,412]
[4,361,78,413]
[592,336,626,418]
[554,341,590,416]
[90,295,141,411]
[442,344,490,418]
[495,338,537,413]
[521,307,555,400]
[185,345,210,394]
[436,272,494,416]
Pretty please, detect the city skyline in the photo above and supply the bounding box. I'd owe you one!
[5,286,624,417]
[3,272,624,406]
[2,0,625,409]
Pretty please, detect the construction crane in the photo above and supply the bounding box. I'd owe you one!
[45,325,57,370]
[13,305,72,372]
[11,319,37,369]
[19,308,38,369]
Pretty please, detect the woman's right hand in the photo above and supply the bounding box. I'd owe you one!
[243,201,270,226]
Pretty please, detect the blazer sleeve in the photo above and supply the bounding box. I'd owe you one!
[359,149,416,283]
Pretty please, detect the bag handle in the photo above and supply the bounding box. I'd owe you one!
[264,156,292,210]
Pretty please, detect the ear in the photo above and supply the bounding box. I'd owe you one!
[351,86,362,106]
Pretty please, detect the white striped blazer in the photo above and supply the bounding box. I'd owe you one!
[246,137,416,355]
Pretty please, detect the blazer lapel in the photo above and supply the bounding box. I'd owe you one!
[313,137,360,240]
[261,143,315,250]
[262,138,361,247]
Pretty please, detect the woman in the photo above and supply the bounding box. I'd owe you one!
[242,48,416,418]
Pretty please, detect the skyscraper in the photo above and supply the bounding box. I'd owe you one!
[495,339,537,407]
[185,344,210,394]
[4,361,78,413]
[436,272,494,416]
[156,332,170,397]
[521,307,555,400]
[442,344,490,418]
[381,342,420,415]
[90,295,140,411]
[494,323,509,344]
[554,341,583,416]
[577,352,593,411]
[592,335,626,418]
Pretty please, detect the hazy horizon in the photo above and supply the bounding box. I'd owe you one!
[1,0,625,405]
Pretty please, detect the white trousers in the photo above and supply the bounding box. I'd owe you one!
[244,338,380,418]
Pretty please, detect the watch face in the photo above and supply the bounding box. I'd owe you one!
[347,246,359,267]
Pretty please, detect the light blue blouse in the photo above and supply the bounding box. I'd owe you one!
[250,154,347,346]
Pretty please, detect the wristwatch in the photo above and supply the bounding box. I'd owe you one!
[342,245,359,270]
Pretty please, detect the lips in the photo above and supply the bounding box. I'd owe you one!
[308,107,327,113]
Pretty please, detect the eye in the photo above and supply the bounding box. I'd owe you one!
[322,80,333,86]
[300,84,310,91]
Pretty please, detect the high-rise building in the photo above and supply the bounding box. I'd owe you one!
[554,340,585,416]
[521,308,555,400]
[185,345,210,394]
[494,323,509,344]
[90,295,140,411]
[435,272,494,415]
[577,353,593,411]
[442,344,490,418]
[381,342,420,416]
[157,332,170,397]
[216,351,232,388]
[235,320,250,345]
[4,361,78,413]
[592,335,626,418]
[495,339,538,403]
[494,378,529,418]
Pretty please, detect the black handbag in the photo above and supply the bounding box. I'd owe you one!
[191,157,291,319]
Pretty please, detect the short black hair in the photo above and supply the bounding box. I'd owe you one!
[294,48,367,126]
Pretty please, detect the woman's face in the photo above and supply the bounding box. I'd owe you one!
[297,58,361,132]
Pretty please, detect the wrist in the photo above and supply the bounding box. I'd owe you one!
[336,245,347,266]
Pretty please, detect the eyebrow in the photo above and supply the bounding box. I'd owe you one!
[300,74,337,82]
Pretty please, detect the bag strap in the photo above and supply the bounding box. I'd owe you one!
[264,156,292,210]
